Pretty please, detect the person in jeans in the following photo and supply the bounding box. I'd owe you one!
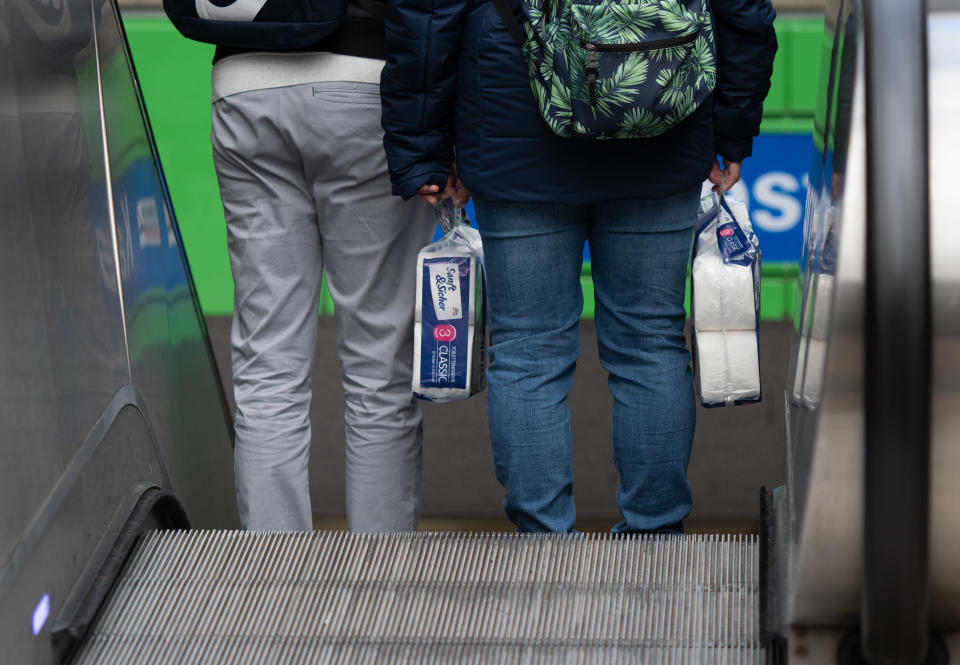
[380,0,777,533]
[209,0,436,531]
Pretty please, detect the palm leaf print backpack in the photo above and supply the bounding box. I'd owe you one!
[493,0,717,139]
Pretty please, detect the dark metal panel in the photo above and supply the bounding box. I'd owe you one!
[0,0,129,566]
[0,401,166,665]
[861,1,931,662]
[91,0,237,527]
[0,0,238,659]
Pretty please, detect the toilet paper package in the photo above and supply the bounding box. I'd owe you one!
[692,253,757,331]
[413,200,488,402]
[695,331,762,405]
[691,194,762,406]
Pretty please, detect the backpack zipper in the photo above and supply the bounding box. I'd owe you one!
[586,44,599,105]
[581,31,698,107]
[580,30,699,54]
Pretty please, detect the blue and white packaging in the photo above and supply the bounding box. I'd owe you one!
[691,193,762,406]
[413,200,488,402]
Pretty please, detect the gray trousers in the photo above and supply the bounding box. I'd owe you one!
[211,81,435,531]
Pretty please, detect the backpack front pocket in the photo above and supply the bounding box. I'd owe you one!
[523,0,716,139]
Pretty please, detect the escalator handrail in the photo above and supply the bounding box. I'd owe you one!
[862,0,932,662]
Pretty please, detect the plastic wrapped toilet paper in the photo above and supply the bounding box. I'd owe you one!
[724,197,751,229]
[696,330,761,405]
[692,193,762,406]
[692,250,757,331]
[808,273,834,340]
[413,200,488,402]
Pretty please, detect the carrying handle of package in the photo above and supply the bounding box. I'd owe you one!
[434,197,465,235]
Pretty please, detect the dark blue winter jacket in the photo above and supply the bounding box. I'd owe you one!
[381,0,777,204]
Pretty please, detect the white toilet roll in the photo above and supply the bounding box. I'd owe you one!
[808,273,834,340]
[791,334,827,407]
[802,336,827,407]
[790,334,808,405]
[696,330,761,405]
[692,250,757,332]
[791,334,828,406]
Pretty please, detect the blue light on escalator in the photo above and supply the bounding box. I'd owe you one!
[32,594,50,636]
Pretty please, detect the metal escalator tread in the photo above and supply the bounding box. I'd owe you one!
[73,530,764,664]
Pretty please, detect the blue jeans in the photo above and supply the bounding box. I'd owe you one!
[473,187,700,533]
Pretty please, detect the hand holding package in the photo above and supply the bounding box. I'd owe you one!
[412,199,489,402]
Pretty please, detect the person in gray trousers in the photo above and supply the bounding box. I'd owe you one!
[208,0,437,531]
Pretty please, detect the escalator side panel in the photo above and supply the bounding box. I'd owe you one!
[93,0,236,529]
[786,0,868,627]
[0,405,166,665]
[0,0,238,661]
[928,9,960,629]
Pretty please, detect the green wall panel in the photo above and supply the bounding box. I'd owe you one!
[762,17,825,133]
[125,17,235,315]
[786,21,824,116]
[764,34,790,115]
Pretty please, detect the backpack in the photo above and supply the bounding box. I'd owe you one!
[164,0,349,50]
[492,0,717,139]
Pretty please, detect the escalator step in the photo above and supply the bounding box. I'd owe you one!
[73,530,764,664]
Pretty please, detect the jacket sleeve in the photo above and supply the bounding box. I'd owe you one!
[380,0,469,201]
[711,0,778,162]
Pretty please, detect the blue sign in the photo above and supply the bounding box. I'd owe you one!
[441,132,812,264]
[727,133,811,263]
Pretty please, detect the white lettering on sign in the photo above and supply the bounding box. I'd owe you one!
[752,172,803,232]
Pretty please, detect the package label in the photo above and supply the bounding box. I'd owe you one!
[428,262,463,320]
[717,219,752,265]
[419,256,472,390]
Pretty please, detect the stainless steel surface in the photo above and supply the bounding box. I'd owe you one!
[784,0,867,627]
[784,0,960,638]
[75,531,764,665]
[1,0,130,568]
[0,0,237,660]
[928,10,960,629]
[92,0,236,523]
[92,0,133,383]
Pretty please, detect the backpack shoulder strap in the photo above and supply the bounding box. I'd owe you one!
[492,0,526,48]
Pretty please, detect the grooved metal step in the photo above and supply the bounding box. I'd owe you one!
[73,531,765,664]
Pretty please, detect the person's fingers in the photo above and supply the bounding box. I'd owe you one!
[417,184,440,205]
[437,185,458,202]
[707,159,724,185]
[417,186,439,205]
[456,182,472,207]
[453,191,471,207]
[724,161,742,188]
